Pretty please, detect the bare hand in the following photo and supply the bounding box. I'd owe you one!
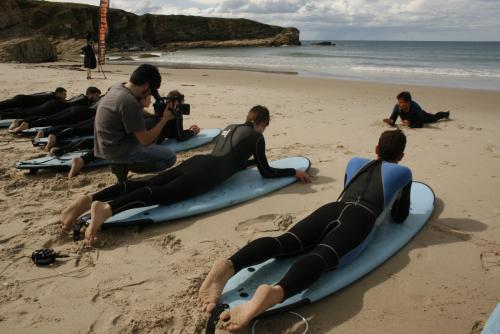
[295,171,312,184]
[383,118,393,125]
[402,120,411,126]
[161,108,175,122]
[189,124,200,135]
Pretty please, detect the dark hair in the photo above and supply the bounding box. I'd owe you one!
[55,87,66,94]
[166,90,184,100]
[130,64,161,90]
[397,91,412,102]
[85,86,101,95]
[246,105,270,126]
[378,129,406,161]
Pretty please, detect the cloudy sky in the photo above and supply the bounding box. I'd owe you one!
[46,0,500,40]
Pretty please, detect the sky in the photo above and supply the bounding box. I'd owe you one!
[45,0,500,41]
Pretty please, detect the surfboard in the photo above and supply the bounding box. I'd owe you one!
[15,128,221,173]
[80,156,311,227]
[0,119,14,128]
[15,126,50,135]
[218,181,435,317]
[482,303,500,334]
[32,135,94,147]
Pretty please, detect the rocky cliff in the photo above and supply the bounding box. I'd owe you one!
[0,0,300,62]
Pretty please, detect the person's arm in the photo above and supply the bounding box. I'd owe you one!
[134,110,174,146]
[253,135,310,183]
[391,181,412,223]
[384,104,399,126]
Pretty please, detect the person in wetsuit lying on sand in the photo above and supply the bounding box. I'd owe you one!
[9,87,101,133]
[198,129,412,331]
[0,87,66,113]
[60,105,311,242]
[383,91,450,128]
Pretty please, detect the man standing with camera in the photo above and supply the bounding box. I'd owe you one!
[94,64,177,177]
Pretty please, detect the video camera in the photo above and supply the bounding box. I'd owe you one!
[151,89,190,118]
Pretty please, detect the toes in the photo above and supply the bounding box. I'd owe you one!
[205,302,216,313]
[220,310,230,321]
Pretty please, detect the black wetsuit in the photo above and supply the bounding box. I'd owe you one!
[23,105,97,128]
[1,95,92,120]
[389,101,449,128]
[82,45,97,70]
[0,91,55,114]
[36,118,95,157]
[91,122,296,213]
[158,116,195,142]
[228,158,412,300]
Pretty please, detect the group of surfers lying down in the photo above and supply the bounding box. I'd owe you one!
[57,104,412,331]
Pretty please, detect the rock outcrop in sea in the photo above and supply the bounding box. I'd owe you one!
[0,0,300,62]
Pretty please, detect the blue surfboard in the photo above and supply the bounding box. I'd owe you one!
[482,303,500,334]
[15,128,221,173]
[0,119,14,128]
[81,156,311,226]
[7,126,49,135]
[218,181,435,317]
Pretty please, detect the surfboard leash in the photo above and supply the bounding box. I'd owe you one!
[205,303,229,334]
[73,217,90,242]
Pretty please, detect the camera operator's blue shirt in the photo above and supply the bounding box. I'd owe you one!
[94,83,146,160]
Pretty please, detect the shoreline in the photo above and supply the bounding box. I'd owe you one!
[0,62,498,334]
[106,60,500,92]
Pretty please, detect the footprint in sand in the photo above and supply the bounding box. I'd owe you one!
[485,144,500,158]
[470,320,484,334]
[235,214,294,233]
[480,251,500,272]
[152,234,182,255]
[440,161,457,167]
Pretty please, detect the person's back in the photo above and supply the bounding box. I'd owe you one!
[209,122,261,175]
[94,83,143,161]
[0,90,56,112]
[341,157,412,221]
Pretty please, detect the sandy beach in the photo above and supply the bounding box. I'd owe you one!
[0,62,499,333]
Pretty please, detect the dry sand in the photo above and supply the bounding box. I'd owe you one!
[0,62,498,334]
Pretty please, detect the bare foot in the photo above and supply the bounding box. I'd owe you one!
[8,119,19,131]
[68,157,85,178]
[198,259,235,313]
[85,201,112,245]
[13,122,29,133]
[220,284,285,331]
[44,134,57,152]
[60,195,92,232]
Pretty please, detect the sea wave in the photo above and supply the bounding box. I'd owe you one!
[350,65,500,79]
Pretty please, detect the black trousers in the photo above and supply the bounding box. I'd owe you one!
[229,202,376,300]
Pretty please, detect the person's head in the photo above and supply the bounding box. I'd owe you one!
[397,91,412,112]
[85,86,101,102]
[376,129,406,163]
[54,87,67,100]
[166,90,185,109]
[129,64,162,99]
[246,105,270,133]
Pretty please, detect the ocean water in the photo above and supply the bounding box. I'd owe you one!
[113,41,500,91]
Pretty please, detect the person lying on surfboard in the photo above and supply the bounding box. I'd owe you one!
[60,105,311,243]
[198,129,412,331]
